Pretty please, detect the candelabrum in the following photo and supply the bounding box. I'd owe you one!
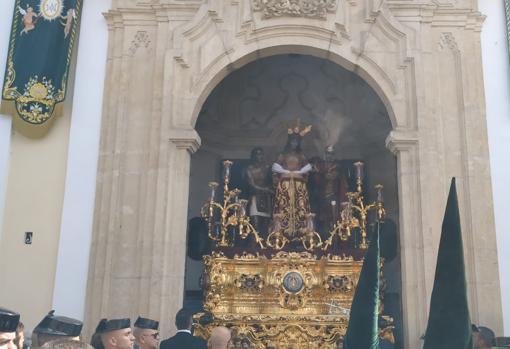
[322,161,385,250]
[201,160,266,248]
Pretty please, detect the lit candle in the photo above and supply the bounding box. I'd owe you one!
[331,200,338,223]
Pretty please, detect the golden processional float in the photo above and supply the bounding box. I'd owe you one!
[194,128,394,349]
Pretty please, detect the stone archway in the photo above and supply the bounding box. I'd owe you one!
[185,52,404,344]
[85,2,502,348]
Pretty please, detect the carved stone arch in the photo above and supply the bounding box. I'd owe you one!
[166,0,417,132]
[188,44,406,131]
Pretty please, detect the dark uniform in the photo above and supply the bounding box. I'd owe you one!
[32,310,82,348]
[94,319,131,335]
[159,331,207,349]
[133,317,159,349]
[0,307,20,349]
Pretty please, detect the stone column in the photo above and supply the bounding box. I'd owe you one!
[153,128,201,336]
[386,130,427,349]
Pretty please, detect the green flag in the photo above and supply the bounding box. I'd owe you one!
[1,0,82,138]
[423,178,473,349]
[344,223,380,349]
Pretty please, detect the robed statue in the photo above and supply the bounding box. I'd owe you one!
[245,147,273,237]
[271,124,313,241]
[311,145,349,236]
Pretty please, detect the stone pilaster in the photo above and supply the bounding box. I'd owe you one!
[386,130,427,349]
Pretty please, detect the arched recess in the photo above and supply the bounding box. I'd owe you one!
[185,51,404,345]
[188,44,401,131]
[169,41,424,349]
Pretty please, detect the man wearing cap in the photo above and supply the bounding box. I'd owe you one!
[132,317,159,349]
[95,318,134,349]
[160,309,206,349]
[0,308,20,349]
[32,311,83,349]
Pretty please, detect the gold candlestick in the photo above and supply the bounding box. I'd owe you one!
[201,161,265,248]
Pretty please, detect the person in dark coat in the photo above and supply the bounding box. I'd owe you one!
[0,307,20,349]
[32,311,83,349]
[94,318,134,349]
[133,317,159,349]
[159,309,206,349]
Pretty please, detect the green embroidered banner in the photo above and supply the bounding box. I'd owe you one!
[1,0,82,137]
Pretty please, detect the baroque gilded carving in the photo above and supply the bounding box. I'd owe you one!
[252,0,338,19]
[197,253,364,348]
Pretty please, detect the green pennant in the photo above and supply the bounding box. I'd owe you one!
[344,223,380,349]
[423,178,473,349]
[1,0,82,138]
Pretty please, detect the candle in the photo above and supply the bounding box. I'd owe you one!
[331,200,338,224]
[223,160,233,182]
[306,213,316,232]
[375,184,384,203]
[239,199,248,217]
[208,181,218,201]
[354,161,364,179]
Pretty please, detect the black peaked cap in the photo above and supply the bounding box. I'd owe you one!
[134,317,159,330]
[0,308,20,333]
[34,310,83,337]
[95,318,131,334]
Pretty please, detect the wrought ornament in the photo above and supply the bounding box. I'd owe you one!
[282,271,304,293]
[203,160,384,252]
[40,0,64,21]
[252,0,338,20]
[323,161,385,250]
[14,76,57,124]
[287,118,312,136]
[197,253,363,348]
[201,160,266,248]
[235,274,264,292]
[325,275,354,293]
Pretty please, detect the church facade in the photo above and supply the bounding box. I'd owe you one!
[0,0,509,348]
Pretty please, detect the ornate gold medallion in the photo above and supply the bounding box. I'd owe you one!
[39,0,63,21]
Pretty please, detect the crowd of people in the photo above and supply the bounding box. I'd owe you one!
[0,307,500,349]
[0,308,232,349]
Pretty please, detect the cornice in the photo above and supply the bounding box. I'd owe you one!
[385,129,419,154]
[169,128,202,154]
[386,3,485,31]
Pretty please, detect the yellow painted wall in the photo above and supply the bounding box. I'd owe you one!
[0,114,70,331]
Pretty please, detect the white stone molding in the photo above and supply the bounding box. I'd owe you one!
[169,128,201,154]
[252,0,338,19]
